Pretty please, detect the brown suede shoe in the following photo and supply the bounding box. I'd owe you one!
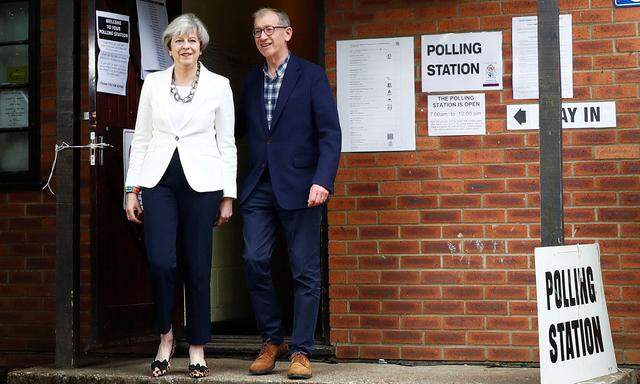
[287,352,312,380]
[249,342,288,375]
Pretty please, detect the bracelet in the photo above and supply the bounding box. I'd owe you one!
[125,186,141,194]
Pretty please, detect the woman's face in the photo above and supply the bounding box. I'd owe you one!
[169,30,200,67]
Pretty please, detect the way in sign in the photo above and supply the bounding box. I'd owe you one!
[507,102,616,130]
[562,106,600,123]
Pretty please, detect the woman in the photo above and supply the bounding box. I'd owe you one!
[124,13,236,379]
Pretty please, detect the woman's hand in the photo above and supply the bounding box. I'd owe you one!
[125,192,143,224]
[216,197,233,226]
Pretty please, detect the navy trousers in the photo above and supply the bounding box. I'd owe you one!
[142,151,222,345]
[241,177,322,355]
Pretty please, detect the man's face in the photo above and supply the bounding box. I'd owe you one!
[253,11,292,60]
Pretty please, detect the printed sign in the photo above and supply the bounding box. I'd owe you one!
[421,31,503,92]
[535,244,617,384]
[428,93,485,136]
[507,102,616,130]
[96,11,130,96]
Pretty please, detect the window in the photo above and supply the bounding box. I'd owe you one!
[0,0,39,189]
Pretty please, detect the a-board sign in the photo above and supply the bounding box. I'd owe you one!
[507,102,616,130]
[421,31,503,92]
[535,244,617,384]
[614,0,640,7]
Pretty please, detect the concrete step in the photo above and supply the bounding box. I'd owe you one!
[7,357,637,384]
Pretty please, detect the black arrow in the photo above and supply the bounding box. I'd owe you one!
[514,108,526,125]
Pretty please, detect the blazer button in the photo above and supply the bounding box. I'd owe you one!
[175,136,179,141]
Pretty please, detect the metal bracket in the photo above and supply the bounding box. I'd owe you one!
[89,132,96,166]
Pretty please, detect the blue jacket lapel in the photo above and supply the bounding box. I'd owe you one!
[254,69,269,136]
[269,56,301,133]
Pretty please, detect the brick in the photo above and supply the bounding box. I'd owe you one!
[330,286,358,299]
[379,211,420,224]
[421,210,461,223]
[425,330,466,345]
[400,286,441,300]
[510,301,537,316]
[423,301,465,315]
[380,181,421,195]
[442,225,483,238]
[595,176,640,190]
[592,84,638,99]
[398,166,438,179]
[593,23,637,38]
[486,286,528,299]
[463,240,505,254]
[347,183,379,195]
[360,315,399,329]
[442,255,483,269]
[442,286,483,300]
[441,195,481,208]
[507,270,536,285]
[487,348,532,362]
[443,347,485,361]
[460,149,504,164]
[462,210,505,223]
[421,180,463,194]
[360,346,400,359]
[487,317,530,330]
[441,165,483,179]
[485,224,527,238]
[382,301,422,314]
[359,286,399,300]
[347,271,379,284]
[595,145,640,159]
[573,192,616,206]
[329,226,357,240]
[380,241,420,254]
[594,54,638,69]
[359,226,397,239]
[359,256,399,269]
[398,196,438,209]
[464,180,505,193]
[357,197,396,210]
[484,164,526,178]
[383,330,424,344]
[466,301,507,315]
[468,331,509,345]
[483,194,527,208]
[380,271,420,285]
[350,301,380,314]
[421,240,460,254]
[350,330,382,344]
[401,226,441,239]
[421,271,463,285]
[348,211,377,225]
[401,346,441,360]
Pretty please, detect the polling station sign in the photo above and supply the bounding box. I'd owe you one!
[421,31,502,93]
[535,244,617,384]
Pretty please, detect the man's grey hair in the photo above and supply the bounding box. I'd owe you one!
[162,13,210,51]
[252,8,291,27]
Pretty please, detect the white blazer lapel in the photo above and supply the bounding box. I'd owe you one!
[159,65,174,131]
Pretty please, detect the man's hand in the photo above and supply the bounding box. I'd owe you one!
[125,193,143,224]
[307,184,329,207]
[216,197,233,226]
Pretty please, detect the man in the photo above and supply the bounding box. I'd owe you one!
[238,7,341,380]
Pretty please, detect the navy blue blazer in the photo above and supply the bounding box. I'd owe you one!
[238,54,342,210]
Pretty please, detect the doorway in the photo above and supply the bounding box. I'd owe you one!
[89,0,330,354]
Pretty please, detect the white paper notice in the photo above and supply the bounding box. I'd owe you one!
[337,37,416,152]
[96,11,130,96]
[0,90,28,128]
[421,31,503,92]
[428,93,485,136]
[512,15,573,99]
[136,0,171,79]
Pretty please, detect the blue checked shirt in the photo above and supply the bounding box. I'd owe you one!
[263,55,289,130]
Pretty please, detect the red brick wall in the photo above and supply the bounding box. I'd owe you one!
[324,0,640,363]
[0,0,92,371]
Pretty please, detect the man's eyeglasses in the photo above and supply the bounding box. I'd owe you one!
[252,25,288,38]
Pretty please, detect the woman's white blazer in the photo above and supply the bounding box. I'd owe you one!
[124,63,237,198]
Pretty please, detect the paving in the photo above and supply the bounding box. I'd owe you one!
[7,357,637,384]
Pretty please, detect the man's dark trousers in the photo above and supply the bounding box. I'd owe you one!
[242,176,322,355]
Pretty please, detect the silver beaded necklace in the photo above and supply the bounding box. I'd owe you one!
[170,62,200,103]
